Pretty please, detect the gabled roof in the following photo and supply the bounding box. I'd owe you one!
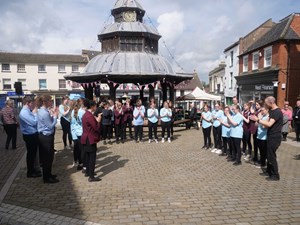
[0,52,87,64]
[244,13,300,54]
[175,72,203,90]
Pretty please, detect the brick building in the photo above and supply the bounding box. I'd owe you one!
[236,13,300,108]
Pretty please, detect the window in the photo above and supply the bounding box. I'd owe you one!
[59,79,66,89]
[58,64,65,73]
[120,37,143,52]
[180,90,184,96]
[252,52,259,70]
[38,64,46,72]
[229,72,233,89]
[230,51,234,67]
[39,79,47,89]
[17,79,26,89]
[2,64,10,72]
[72,65,79,72]
[264,46,272,68]
[3,79,11,90]
[17,64,26,72]
[243,55,248,72]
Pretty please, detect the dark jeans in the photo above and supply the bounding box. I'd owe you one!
[188,118,199,129]
[266,137,281,177]
[148,121,158,140]
[23,133,39,175]
[115,123,124,141]
[294,121,300,141]
[38,134,54,181]
[257,139,267,167]
[161,121,171,139]
[102,124,112,140]
[213,126,222,149]
[242,130,252,155]
[4,124,17,149]
[134,125,143,141]
[124,118,133,138]
[253,132,258,161]
[73,136,82,164]
[202,126,211,147]
[231,137,242,163]
[222,136,231,155]
[83,141,97,179]
[60,117,72,147]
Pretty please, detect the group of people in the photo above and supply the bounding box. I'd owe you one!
[4,95,177,184]
[198,96,299,181]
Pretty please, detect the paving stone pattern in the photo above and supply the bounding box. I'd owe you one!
[1,128,300,225]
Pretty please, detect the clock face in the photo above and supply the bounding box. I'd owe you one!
[123,11,136,22]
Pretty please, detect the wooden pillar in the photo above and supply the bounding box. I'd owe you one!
[84,86,93,100]
[139,86,145,102]
[161,82,168,103]
[108,83,119,101]
[149,84,155,100]
[169,84,175,103]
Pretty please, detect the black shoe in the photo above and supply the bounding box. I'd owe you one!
[88,177,101,182]
[227,158,235,162]
[84,173,89,177]
[259,172,269,177]
[219,153,226,156]
[77,165,83,171]
[266,175,280,181]
[233,161,241,166]
[50,174,57,179]
[201,145,207,149]
[44,177,59,183]
[82,168,86,174]
[27,173,42,178]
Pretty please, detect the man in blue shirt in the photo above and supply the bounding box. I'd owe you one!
[19,96,41,178]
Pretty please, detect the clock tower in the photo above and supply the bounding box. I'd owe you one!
[98,0,161,54]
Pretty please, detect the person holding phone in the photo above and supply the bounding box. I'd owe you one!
[133,99,145,143]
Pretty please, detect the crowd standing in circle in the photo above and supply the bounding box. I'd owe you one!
[2,93,298,183]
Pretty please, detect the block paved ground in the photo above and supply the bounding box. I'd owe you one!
[1,127,300,225]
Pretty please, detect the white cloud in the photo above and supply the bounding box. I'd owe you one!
[157,11,185,44]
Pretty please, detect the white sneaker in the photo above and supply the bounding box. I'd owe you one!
[72,162,77,168]
[244,154,251,160]
[154,139,158,143]
[216,149,223,154]
[211,148,217,153]
[168,138,171,143]
[162,138,165,143]
[148,139,151,143]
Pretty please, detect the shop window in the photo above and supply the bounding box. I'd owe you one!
[264,46,272,68]
[252,52,259,70]
[243,55,248,72]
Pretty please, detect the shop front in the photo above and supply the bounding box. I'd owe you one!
[236,69,279,104]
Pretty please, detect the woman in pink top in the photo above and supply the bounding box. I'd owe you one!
[281,101,292,141]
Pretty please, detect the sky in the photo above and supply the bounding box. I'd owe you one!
[0,0,299,82]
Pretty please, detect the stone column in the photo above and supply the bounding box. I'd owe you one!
[84,86,93,100]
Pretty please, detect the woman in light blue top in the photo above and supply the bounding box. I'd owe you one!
[70,99,85,170]
[226,105,243,165]
[256,106,269,168]
[147,101,159,143]
[201,105,212,149]
[59,96,72,149]
[218,106,231,156]
[133,99,145,143]
[160,101,172,143]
